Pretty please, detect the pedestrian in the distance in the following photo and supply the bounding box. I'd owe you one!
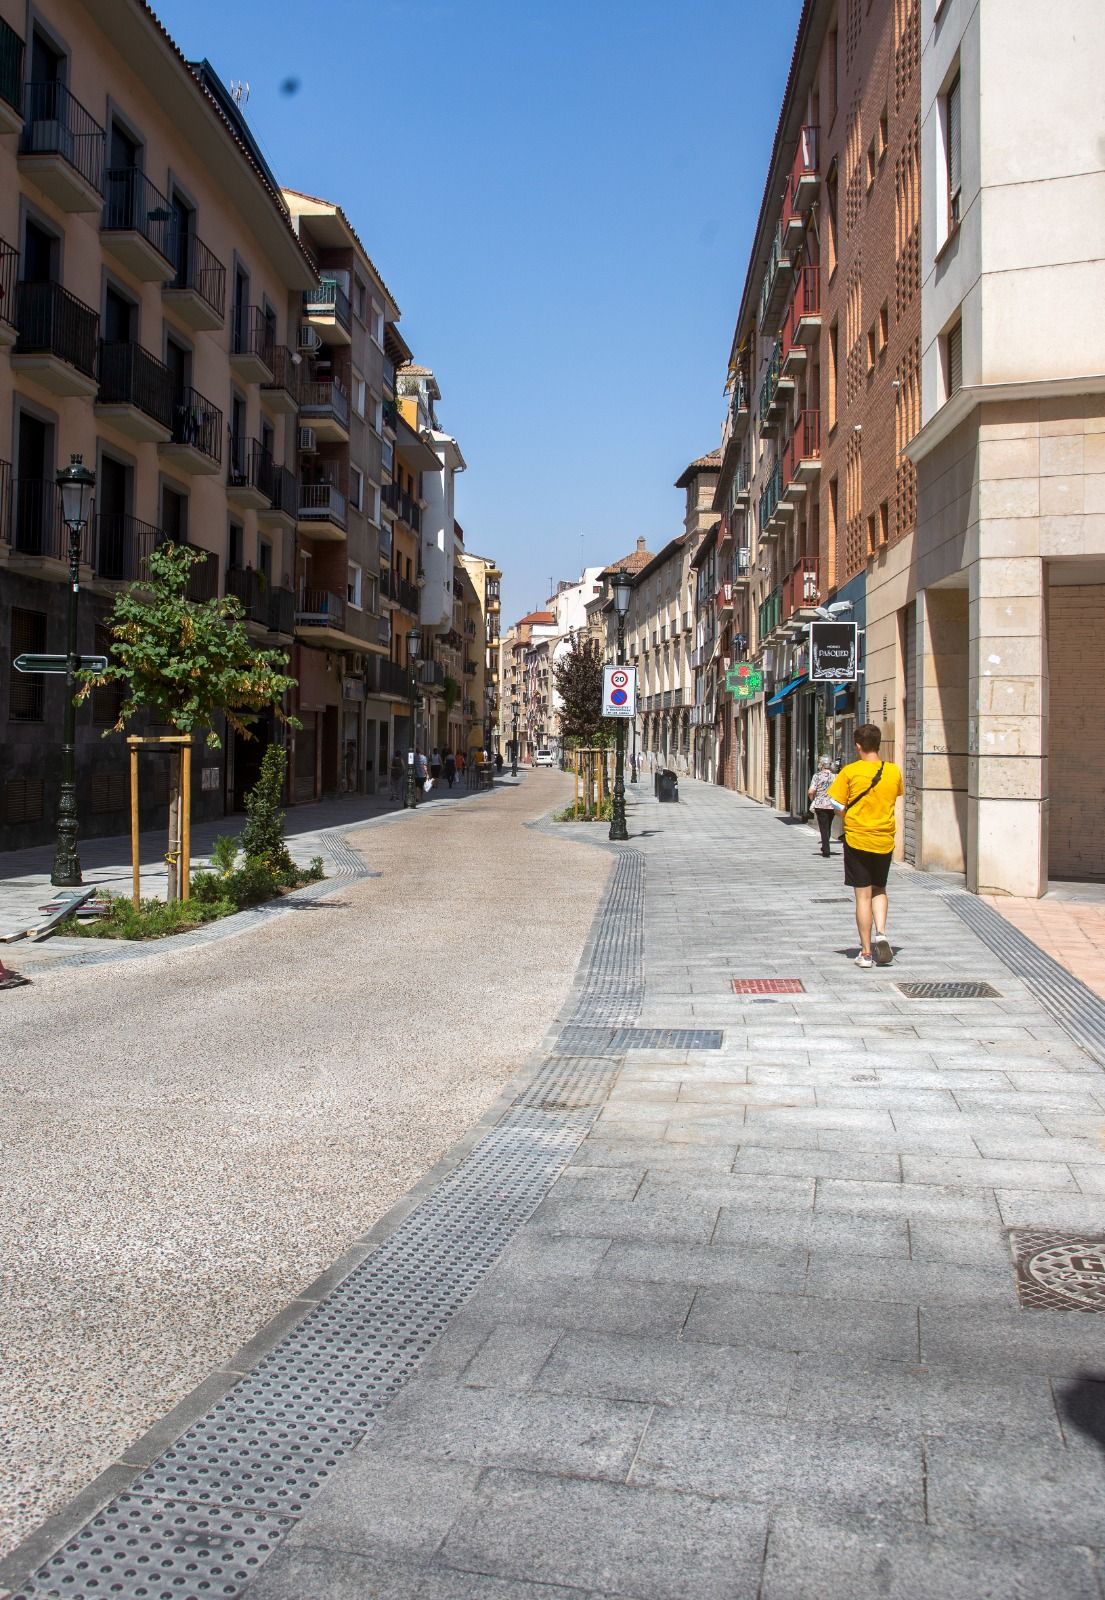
[807,755,836,858]
[430,747,442,782]
[413,747,428,799]
[389,752,404,802]
[495,750,504,773]
[456,750,466,782]
[444,749,457,788]
[828,723,904,970]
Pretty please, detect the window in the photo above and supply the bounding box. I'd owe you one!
[347,562,362,609]
[372,393,383,434]
[354,275,367,321]
[9,608,47,721]
[879,499,889,548]
[370,300,384,347]
[91,625,122,726]
[366,574,379,614]
[370,482,381,524]
[878,105,889,161]
[867,138,877,190]
[228,520,243,571]
[946,73,965,228]
[828,29,839,122]
[867,511,878,554]
[161,484,188,541]
[866,325,877,374]
[350,465,363,511]
[946,318,963,397]
[352,371,366,418]
[879,300,889,354]
[828,320,839,430]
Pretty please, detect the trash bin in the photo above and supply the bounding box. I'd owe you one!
[657,769,679,803]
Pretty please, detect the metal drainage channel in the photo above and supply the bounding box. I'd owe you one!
[949,893,1105,1064]
[11,855,646,1600]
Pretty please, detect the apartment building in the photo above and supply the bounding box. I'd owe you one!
[673,453,722,780]
[457,546,502,755]
[282,190,399,800]
[0,0,315,850]
[717,0,921,816]
[497,623,519,762]
[880,0,1105,896]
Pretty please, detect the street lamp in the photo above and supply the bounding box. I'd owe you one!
[405,626,421,809]
[510,696,519,778]
[485,683,494,759]
[608,569,632,842]
[51,453,96,886]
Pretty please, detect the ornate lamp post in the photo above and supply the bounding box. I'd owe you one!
[405,625,421,809]
[51,453,96,886]
[608,569,632,843]
[510,697,519,777]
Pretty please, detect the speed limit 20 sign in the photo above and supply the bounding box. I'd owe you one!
[602,665,637,719]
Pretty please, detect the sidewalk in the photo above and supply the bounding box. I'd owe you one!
[5,777,1105,1599]
[0,772,506,958]
[987,886,1105,1005]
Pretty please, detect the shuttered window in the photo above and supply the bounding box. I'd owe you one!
[8,608,46,721]
[947,72,962,226]
[947,320,963,397]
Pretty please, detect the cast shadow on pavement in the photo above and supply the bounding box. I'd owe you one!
[1058,1374,1105,1457]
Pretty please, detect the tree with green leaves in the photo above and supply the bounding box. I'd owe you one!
[553,633,607,747]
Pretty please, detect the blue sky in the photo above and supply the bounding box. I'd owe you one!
[154,0,803,622]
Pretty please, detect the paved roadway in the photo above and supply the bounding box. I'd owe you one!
[0,771,608,1563]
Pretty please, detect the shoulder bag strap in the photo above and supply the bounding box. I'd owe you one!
[844,762,885,814]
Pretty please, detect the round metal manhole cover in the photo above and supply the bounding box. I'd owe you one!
[1012,1230,1105,1313]
[851,1073,879,1082]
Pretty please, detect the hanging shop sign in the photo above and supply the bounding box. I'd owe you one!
[808,621,858,683]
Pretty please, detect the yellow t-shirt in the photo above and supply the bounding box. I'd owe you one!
[828,759,904,853]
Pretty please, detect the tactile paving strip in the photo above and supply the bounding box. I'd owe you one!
[11,839,646,1599]
[897,980,1000,1000]
[318,829,371,877]
[555,1024,722,1053]
[566,851,644,1025]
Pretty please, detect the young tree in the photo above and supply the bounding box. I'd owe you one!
[553,634,606,746]
[77,543,299,898]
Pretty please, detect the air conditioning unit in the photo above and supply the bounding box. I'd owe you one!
[297,323,322,353]
[298,426,318,453]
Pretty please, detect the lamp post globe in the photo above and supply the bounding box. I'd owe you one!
[51,453,96,887]
[405,627,421,810]
[608,569,632,843]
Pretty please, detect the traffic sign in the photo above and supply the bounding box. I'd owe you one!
[602,665,637,719]
[13,654,109,675]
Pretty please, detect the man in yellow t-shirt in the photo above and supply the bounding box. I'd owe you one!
[828,723,904,970]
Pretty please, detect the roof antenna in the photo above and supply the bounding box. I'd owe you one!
[230,79,250,107]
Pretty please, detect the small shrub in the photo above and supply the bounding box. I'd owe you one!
[553,794,615,823]
[241,746,294,877]
[302,855,325,882]
[210,834,240,875]
[225,857,283,907]
[189,870,228,904]
[71,892,233,940]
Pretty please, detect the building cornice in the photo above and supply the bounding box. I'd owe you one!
[905,375,1105,463]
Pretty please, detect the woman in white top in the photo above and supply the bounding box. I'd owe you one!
[808,754,836,858]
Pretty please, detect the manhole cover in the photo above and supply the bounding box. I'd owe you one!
[811,897,850,904]
[897,981,1000,1000]
[732,978,806,995]
[851,1073,879,1082]
[1011,1231,1105,1313]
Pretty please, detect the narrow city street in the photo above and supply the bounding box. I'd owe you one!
[4,773,1105,1599]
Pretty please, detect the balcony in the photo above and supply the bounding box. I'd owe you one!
[160,385,223,474]
[757,584,782,641]
[19,82,105,211]
[8,478,67,562]
[303,279,351,346]
[463,656,477,677]
[782,409,822,497]
[297,480,347,542]
[716,580,734,613]
[299,378,350,442]
[12,280,99,397]
[261,345,300,414]
[734,545,752,580]
[757,459,784,538]
[0,237,17,350]
[101,168,177,281]
[96,341,174,442]
[383,397,398,433]
[757,222,791,334]
[184,545,219,603]
[378,524,393,564]
[296,588,346,635]
[397,575,419,614]
[225,565,269,625]
[420,660,446,689]
[163,232,226,330]
[758,339,793,432]
[231,305,275,383]
[781,266,821,377]
[782,555,822,622]
[783,125,820,248]
[257,458,297,530]
[267,584,295,637]
[92,513,162,583]
[0,15,23,135]
[227,435,271,510]
[379,657,409,698]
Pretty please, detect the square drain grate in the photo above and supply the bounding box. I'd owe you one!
[732,978,806,995]
[1011,1230,1105,1313]
[897,980,1000,1000]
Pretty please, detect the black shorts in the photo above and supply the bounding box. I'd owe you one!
[843,840,893,889]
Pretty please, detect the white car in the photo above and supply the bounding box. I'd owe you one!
[534,749,555,767]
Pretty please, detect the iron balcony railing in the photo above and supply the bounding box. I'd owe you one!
[397,576,419,614]
[11,478,62,559]
[783,408,822,487]
[169,231,226,320]
[228,433,263,492]
[757,584,782,640]
[758,340,784,420]
[262,344,300,404]
[381,480,399,514]
[170,385,222,463]
[379,565,394,600]
[296,588,345,629]
[15,279,99,379]
[184,545,219,603]
[382,397,398,432]
[94,512,163,582]
[267,584,295,635]
[298,480,347,528]
[757,459,783,534]
[232,304,275,368]
[21,81,105,194]
[420,660,446,688]
[303,279,351,332]
[299,378,350,430]
[225,565,269,624]
[102,167,176,264]
[379,657,409,697]
[731,459,749,498]
[783,554,821,619]
[0,236,17,331]
[98,340,174,428]
[0,15,23,117]
[261,458,297,519]
[0,457,10,545]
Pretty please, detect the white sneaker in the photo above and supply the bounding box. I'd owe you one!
[855,951,873,970]
[872,930,894,966]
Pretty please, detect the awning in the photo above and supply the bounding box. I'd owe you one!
[833,683,854,710]
[766,674,807,716]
